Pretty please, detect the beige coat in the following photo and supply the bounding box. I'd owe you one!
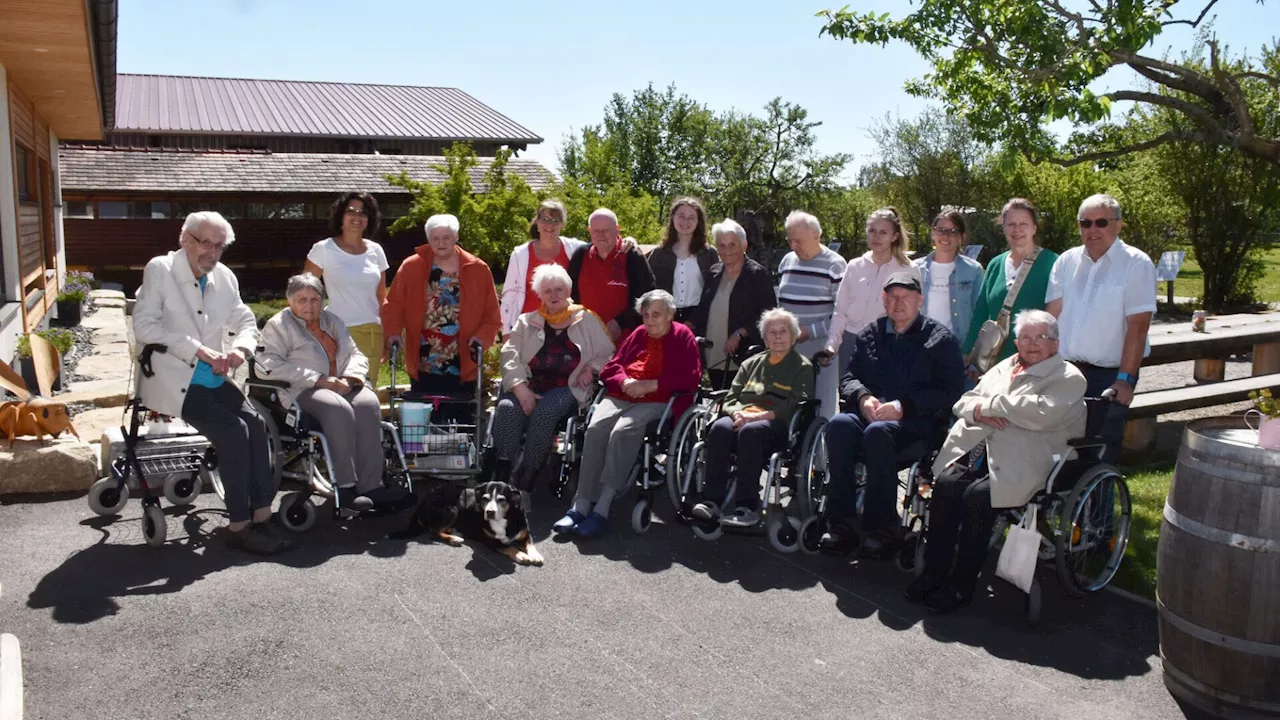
[133,249,259,418]
[500,307,614,405]
[257,308,369,408]
[931,352,1087,508]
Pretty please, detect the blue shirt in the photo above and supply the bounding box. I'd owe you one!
[188,275,225,389]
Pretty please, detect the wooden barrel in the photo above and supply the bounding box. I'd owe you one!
[1158,417,1280,718]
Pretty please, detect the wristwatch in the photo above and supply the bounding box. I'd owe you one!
[1115,372,1138,387]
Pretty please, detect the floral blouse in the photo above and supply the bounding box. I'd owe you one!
[419,265,461,377]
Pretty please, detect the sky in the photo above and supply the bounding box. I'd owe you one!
[116,0,1280,177]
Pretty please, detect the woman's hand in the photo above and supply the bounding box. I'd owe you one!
[621,377,643,398]
[315,376,349,393]
[573,371,595,391]
[513,383,540,416]
[724,331,744,356]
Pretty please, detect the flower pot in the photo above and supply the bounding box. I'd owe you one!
[1245,410,1280,450]
[54,298,83,327]
[13,355,63,394]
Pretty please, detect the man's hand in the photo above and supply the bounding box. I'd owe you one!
[1108,380,1135,406]
[225,348,246,370]
[860,395,881,422]
[724,331,743,356]
[973,402,1008,430]
[196,346,229,375]
[872,401,903,422]
[385,336,403,357]
[619,237,639,254]
[606,320,622,342]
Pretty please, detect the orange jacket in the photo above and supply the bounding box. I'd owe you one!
[381,244,502,382]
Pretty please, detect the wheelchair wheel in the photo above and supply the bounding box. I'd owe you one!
[896,530,921,574]
[692,517,723,541]
[631,497,653,535]
[142,504,167,547]
[248,397,285,488]
[798,515,824,555]
[796,417,829,520]
[665,405,714,511]
[87,477,129,516]
[277,492,317,533]
[163,472,202,506]
[1055,465,1131,597]
[766,515,802,553]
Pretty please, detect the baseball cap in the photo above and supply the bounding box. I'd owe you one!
[883,272,922,293]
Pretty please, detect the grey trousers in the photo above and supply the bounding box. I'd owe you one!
[296,385,384,493]
[182,383,275,523]
[572,396,667,506]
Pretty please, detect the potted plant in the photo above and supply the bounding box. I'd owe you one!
[1246,389,1280,450]
[12,328,74,394]
[54,270,95,327]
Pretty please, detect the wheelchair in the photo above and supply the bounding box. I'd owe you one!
[87,343,216,547]
[244,353,414,533]
[896,392,1132,624]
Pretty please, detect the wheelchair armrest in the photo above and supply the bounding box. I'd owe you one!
[704,389,730,403]
[795,399,820,412]
[1067,436,1107,449]
[246,377,291,390]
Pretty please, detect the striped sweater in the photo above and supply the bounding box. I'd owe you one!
[777,246,847,342]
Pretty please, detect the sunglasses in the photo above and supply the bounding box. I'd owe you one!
[1078,217,1118,229]
[536,215,563,224]
[931,227,961,236]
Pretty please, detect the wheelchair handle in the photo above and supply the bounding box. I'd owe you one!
[139,343,167,378]
[812,349,834,368]
[1100,387,1118,401]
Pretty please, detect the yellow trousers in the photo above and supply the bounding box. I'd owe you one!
[346,322,384,387]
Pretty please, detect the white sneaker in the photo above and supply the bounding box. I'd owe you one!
[691,501,720,521]
[720,506,760,528]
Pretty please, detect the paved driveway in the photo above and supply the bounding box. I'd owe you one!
[1,490,1197,720]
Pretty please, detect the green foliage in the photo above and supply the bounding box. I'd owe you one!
[57,270,96,303]
[1249,388,1280,418]
[247,297,289,328]
[551,178,664,247]
[17,328,75,358]
[386,142,540,268]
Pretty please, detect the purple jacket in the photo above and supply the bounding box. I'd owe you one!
[600,321,702,420]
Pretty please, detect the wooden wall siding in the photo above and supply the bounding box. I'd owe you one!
[34,116,50,160]
[17,205,43,277]
[8,85,35,144]
[8,83,56,330]
[101,133,503,157]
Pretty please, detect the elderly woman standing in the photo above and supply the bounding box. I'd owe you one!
[494,264,615,498]
[909,310,1085,614]
[499,199,587,335]
[303,192,390,386]
[692,218,777,390]
[914,209,986,344]
[777,211,847,419]
[552,290,702,538]
[381,214,502,396]
[691,309,812,527]
[827,207,920,373]
[259,273,384,509]
[648,197,719,324]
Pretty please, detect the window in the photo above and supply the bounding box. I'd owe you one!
[97,201,128,219]
[95,201,173,219]
[15,145,33,201]
[249,202,310,220]
[65,202,94,219]
[149,202,171,219]
[215,202,243,219]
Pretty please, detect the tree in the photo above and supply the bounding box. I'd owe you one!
[819,1,1280,166]
[385,142,539,268]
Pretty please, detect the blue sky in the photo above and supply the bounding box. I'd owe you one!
[118,0,1279,176]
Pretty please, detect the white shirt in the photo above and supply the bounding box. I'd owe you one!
[1047,239,1157,367]
[673,256,703,308]
[1004,254,1022,289]
[306,238,390,326]
[925,260,954,331]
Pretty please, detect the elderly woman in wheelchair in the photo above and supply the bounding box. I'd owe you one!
[907,309,1087,615]
[492,264,615,503]
[686,308,813,530]
[552,290,702,538]
[256,273,392,515]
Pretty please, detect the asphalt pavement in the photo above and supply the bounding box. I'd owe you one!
[0,489,1200,720]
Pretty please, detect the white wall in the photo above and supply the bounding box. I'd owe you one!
[49,129,65,283]
[0,61,23,362]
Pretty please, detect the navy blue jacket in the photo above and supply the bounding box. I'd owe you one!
[839,314,966,436]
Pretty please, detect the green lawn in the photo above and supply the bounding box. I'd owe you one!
[1110,461,1174,600]
[1159,245,1280,304]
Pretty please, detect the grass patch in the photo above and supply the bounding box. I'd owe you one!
[1110,460,1174,600]
[1158,245,1280,304]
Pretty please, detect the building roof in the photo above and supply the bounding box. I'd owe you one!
[113,73,543,144]
[58,147,555,194]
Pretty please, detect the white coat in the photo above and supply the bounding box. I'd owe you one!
[257,308,369,408]
[132,248,259,418]
[498,237,587,331]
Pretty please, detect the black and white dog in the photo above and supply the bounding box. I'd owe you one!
[390,480,543,566]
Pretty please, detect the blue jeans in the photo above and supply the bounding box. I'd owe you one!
[824,413,926,533]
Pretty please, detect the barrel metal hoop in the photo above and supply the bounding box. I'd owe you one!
[1162,655,1280,713]
[1177,452,1275,486]
[1183,432,1280,477]
[1157,596,1280,659]
[1163,502,1280,554]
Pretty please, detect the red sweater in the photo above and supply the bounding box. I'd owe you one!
[601,322,702,419]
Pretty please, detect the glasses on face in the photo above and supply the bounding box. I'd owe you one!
[344,207,367,217]
[188,232,227,254]
[1003,221,1034,232]
[536,215,563,224]
[1078,217,1118,229]
[931,226,960,236]
[1017,333,1055,343]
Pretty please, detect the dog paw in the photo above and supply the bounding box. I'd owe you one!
[518,550,544,567]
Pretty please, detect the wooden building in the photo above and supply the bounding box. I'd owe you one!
[1,0,116,360]
[59,74,551,290]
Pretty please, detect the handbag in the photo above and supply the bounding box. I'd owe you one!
[996,504,1040,594]
[967,247,1041,373]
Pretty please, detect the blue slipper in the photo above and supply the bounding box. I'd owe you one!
[553,509,586,534]
[574,511,609,538]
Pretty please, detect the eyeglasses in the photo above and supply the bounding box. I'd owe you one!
[1016,333,1055,343]
[1078,217,1118,229]
[931,227,961,236]
[187,232,227,254]
[344,207,368,217]
[536,215,563,224]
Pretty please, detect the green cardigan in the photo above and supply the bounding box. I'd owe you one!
[962,248,1059,360]
[722,349,814,430]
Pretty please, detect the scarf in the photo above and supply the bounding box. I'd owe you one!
[539,303,583,326]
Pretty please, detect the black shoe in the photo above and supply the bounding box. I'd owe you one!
[858,529,901,561]
[362,485,410,510]
[818,522,855,556]
[337,486,375,511]
[223,525,290,555]
[904,575,938,604]
[924,583,973,615]
[252,521,295,550]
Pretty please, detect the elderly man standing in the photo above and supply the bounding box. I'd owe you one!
[777,211,847,419]
[1046,194,1156,465]
[909,310,1086,614]
[134,212,288,555]
[567,208,656,343]
[821,272,966,559]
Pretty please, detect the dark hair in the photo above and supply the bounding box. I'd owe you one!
[328,191,381,238]
[932,209,967,235]
[528,199,567,240]
[661,196,708,253]
[1001,197,1040,228]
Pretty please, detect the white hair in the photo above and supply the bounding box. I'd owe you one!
[424,214,460,237]
[758,308,800,342]
[1078,194,1123,221]
[1013,309,1059,340]
[711,218,747,248]
[784,210,822,236]
[636,289,676,315]
[180,211,235,246]
[587,207,618,227]
[531,263,573,299]
[286,272,325,299]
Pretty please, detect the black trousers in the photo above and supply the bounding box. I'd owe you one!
[922,462,998,595]
[701,416,779,511]
[182,383,275,523]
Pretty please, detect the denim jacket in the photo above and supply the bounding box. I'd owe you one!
[913,252,985,345]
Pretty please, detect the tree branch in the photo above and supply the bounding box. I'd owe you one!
[1107,90,1230,137]
[1045,131,1186,166]
[1161,0,1219,27]
[1045,0,1089,38]
[1235,71,1280,89]
[1208,39,1255,135]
